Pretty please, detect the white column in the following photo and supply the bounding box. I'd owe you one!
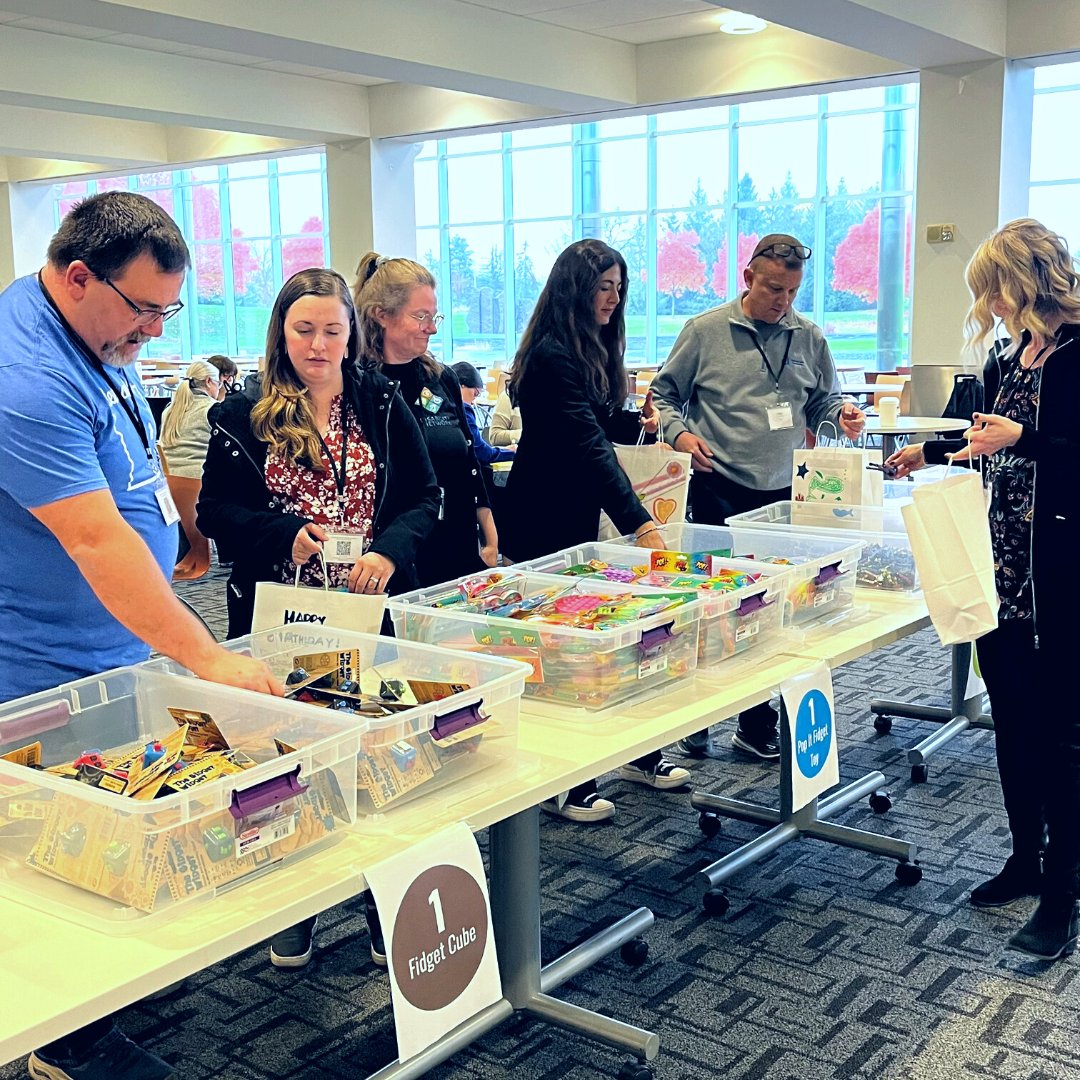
[8,180,56,279]
[324,138,422,285]
[909,59,1032,372]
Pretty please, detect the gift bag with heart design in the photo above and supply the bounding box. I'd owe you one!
[598,439,692,541]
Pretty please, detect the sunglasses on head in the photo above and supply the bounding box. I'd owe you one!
[753,242,812,261]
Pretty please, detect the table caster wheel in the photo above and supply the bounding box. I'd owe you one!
[617,1063,653,1080]
[698,812,721,838]
[895,861,922,886]
[868,790,892,814]
[703,888,729,916]
[620,937,649,967]
[910,763,928,784]
[873,714,893,734]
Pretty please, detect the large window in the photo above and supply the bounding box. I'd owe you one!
[53,153,330,361]
[414,83,918,371]
[1030,61,1080,254]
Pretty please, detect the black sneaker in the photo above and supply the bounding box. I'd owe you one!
[270,915,318,968]
[970,857,1042,908]
[675,730,712,757]
[365,893,388,967]
[731,729,780,761]
[1008,897,1080,960]
[28,1026,174,1080]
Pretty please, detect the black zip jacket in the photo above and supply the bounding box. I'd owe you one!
[197,365,440,638]
[501,343,651,562]
[924,325,1079,651]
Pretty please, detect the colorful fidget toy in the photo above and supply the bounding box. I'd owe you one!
[561,561,641,584]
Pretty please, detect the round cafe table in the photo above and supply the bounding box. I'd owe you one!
[863,416,970,459]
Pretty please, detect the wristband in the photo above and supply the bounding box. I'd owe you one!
[636,525,658,538]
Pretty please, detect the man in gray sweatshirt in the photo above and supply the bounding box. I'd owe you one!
[651,234,865,759]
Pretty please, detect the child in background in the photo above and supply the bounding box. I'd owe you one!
[450,361,516,464]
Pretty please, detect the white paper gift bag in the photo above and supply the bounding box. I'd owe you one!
[252,555,387,634]
[791,425,883,527]
[901,471,998,645]
[598,424,692,541]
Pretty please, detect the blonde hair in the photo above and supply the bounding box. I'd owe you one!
[965,218,1080,353]
[353,251,441,380]
[251,268,360,470]
[159,360,216,447]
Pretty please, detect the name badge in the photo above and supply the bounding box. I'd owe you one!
[323,532,366,564]
[418,386,444,414]
[155,479,181,526]
[767,402,794,431]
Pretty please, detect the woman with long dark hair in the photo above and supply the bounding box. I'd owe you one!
[503,239,687,822]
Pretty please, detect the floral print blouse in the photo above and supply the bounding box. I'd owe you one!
[985,357,1042,620]
[265,394,376,588]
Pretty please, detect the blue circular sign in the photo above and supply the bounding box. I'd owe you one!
[794,688,832,778]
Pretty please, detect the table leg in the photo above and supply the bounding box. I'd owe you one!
[363,806,658,1079]
[691,702,920,901]
[870,641,994,783]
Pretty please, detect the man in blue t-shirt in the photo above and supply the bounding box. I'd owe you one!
[0,191,281,1080]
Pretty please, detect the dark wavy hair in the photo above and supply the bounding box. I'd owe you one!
[508,239,628,409]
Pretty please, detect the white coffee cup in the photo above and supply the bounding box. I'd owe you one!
[878,396,901,424]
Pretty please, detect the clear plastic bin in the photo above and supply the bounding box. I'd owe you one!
[0,666,362,930]
[726,500,918,593]
[516,542,796,677]
[149,629,529,818]
[605,522,862,629]
[389,570,702,715]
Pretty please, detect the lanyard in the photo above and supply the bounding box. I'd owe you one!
[752,328,794,395]
[316,402,350,502]
[36,274,154,462]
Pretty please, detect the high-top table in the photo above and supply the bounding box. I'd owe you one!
[861,416,969,458]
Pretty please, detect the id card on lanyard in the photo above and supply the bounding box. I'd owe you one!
[754,329,795,431]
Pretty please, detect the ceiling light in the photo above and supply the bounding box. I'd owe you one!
[717,10,767,35]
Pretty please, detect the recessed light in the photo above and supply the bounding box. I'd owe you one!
[717,10,767,35]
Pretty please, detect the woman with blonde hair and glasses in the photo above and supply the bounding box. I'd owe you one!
[354,252,497,585]
[888,218,1080,959]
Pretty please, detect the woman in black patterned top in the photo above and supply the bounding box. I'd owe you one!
[888,219,1080,960]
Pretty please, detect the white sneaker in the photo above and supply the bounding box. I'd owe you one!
[617,758,691,790]
[540,791,615,822]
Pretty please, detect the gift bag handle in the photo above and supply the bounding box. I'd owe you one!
[293,549,330,591]
[814,419,839,446]
[636,410,664,447]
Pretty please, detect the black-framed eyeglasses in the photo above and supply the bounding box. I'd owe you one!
[97,276,184,326]
[753,242,812,262]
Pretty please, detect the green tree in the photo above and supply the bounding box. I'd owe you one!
[449,234,474,305]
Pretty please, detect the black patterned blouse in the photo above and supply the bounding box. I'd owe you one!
[985,357,1042,620]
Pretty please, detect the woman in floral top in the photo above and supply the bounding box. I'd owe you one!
[198,268,439,639]
[888,219,1080,961]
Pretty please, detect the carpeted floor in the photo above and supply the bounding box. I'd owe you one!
[6,560,1079,1080]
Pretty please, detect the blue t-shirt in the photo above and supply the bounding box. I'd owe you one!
[0,275,177,701]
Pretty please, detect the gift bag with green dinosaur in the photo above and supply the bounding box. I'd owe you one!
[790,442,882,527]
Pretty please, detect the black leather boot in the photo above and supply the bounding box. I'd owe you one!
[970,855,1042,908]
[1007,896,1080,960]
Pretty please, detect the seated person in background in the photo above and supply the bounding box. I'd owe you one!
[451,360,516,463]
[207,353,239,396]
[488,386,522,446]
[158,359,219,477]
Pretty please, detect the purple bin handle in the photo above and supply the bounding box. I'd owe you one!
[737,592,770,617]
[2,700,70,744]
[639,622,675,654]
[813,561,845,587]
[431,701,485,740]
[229,764,307,820]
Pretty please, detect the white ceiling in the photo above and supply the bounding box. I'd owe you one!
[0,0,1070,182]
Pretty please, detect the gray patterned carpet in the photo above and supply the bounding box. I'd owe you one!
[6,560,1078,1080]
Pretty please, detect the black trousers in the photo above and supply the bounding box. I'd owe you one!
[978,618,1080,899]
[690,472,791,740]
